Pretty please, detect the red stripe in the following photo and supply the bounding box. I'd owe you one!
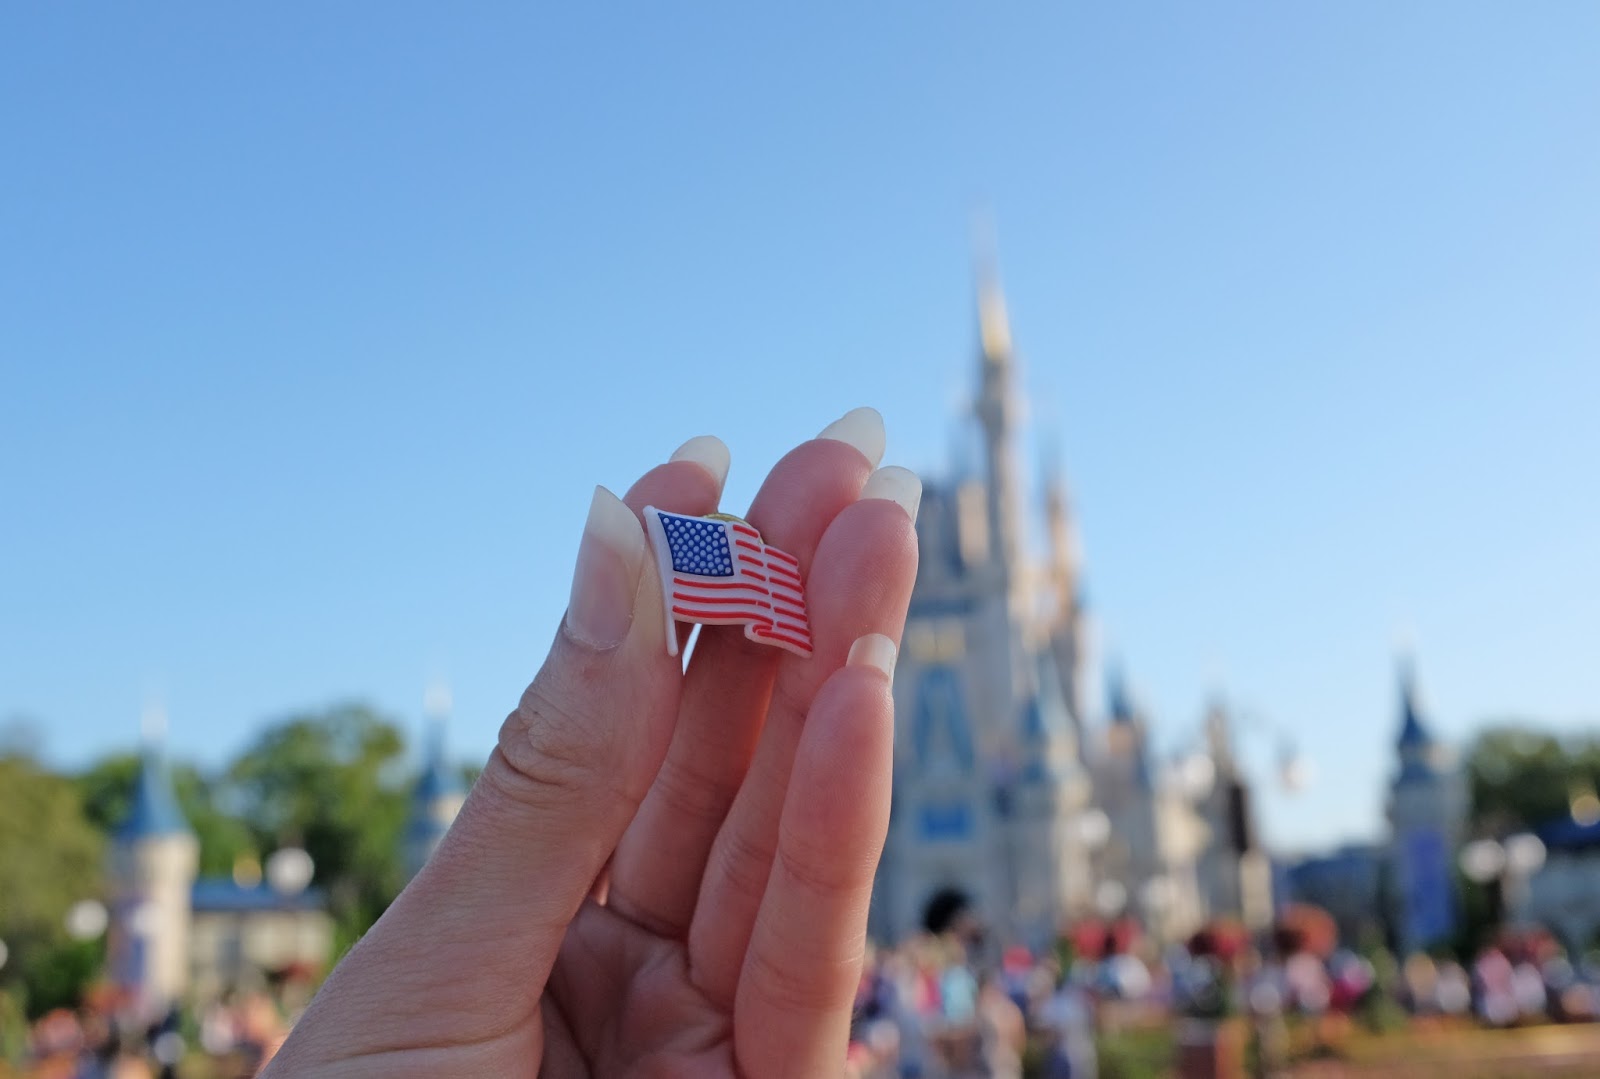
[735,539,762,552]
[764,546,799,567]
[767,564,802,583]
[742,571,768,581]
[677,594,772,608]
[676,577,765,590]
[774,605,807,620]
[754,629,811,651]
[768,580,802,597]
[774,620,809,633]
[738,555,765,566]
[675,605,773,624]
[732,524,760,538]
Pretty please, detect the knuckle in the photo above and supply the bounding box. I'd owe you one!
[651,750,743,829]
[714,823,777,910]
[775,825,863,896]
[491,683,619,809]
[744,941,855,1016]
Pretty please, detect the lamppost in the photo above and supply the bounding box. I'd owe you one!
[1459,833,1547,930]
[65,899,109,942]
[266,847,315,896]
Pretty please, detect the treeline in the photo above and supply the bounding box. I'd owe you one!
[0,704,477,1018]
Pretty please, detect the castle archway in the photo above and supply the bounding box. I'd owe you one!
[921,886,972,935]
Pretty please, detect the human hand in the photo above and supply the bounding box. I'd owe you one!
[261,409,920,1078]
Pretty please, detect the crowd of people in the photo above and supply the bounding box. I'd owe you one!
[5,988,290,1079]
[843,913,1600,1079]
[7,916,1600,1077]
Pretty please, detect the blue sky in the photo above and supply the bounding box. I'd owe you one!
[3,4,1597,852]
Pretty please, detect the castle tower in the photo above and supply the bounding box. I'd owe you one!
[108,714,198,1013]
[404,691,466,880]
[872,247,1090,947]
[1194,699,1272,930]
[1042,472,1087,744]
[1094,668,1159,905]
[1386,657,1466,954]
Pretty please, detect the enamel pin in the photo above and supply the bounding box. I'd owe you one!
[643,507,813,658]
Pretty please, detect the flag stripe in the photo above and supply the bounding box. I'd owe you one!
[674,605,773,623]
[675,577,762,590]
[754,630,811,651]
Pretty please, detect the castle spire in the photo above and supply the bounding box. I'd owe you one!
[1395,655,1439,782]
[971,220,1025,581]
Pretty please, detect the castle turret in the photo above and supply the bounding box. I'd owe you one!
[108,713,198,1013]
[404,694,466,880]
[1386,657,1467,954]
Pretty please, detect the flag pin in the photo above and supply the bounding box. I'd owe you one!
[642,506,812,659]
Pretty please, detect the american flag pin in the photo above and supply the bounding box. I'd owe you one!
[642,506,813,659]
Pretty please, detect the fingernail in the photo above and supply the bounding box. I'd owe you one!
[847,633,898,679]
[817,406,886,468]
[861,465,922,523]
[669,434,731,494]
[565,486,646,649]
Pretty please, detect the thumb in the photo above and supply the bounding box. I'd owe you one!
[303,482,701,1055]
[422,483,688,958]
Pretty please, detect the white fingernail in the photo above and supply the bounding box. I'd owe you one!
[670,435,731,494]
[861,465,922,523]
[847,633,898,678]
[817,406,886,468]
[565,486,646,649]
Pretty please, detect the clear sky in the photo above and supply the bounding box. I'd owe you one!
[4,3,1598,853]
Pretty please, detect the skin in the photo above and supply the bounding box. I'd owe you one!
[261,428,919,1078]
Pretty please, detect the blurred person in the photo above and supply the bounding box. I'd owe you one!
[1036,970,1096,1079]
[260,413,919,1078]
[1473,945,1517,1026]
[974,975,1024,1079]
[1434,959,1472,1017]
[939,941,979,1027]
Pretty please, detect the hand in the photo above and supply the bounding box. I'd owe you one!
[262,409,920,1078]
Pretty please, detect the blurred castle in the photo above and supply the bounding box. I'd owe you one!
[405,715,466,879]
[106,711,462,1012]
[105,739,332,1012]
[1284,661,1469,952]
[870,260,1269,950]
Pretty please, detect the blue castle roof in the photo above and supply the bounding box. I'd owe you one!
[116,745,191,842]
[1394,659,1440,784]
[411,720,464,806]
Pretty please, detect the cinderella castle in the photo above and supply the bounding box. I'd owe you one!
[869,259,1272,951]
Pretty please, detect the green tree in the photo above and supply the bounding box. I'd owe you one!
[1466,725,1600,833]
[0,753,106,1017]
[227,704,410,946]
[77,753,255,877]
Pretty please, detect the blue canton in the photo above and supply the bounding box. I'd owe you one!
[658,513,735,577]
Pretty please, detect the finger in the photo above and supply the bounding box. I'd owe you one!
[605,409,884,938]
[690,468,919,1006]
[283,446,724,1057]
[733,635,899,1079]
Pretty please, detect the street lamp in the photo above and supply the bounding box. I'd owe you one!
[266,847,315,896]
[1459,833,1547,928]
[65,899,109,941]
